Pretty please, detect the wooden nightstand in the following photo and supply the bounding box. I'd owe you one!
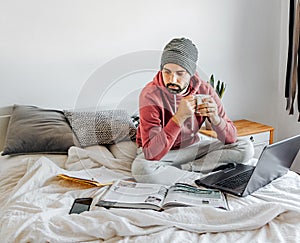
[199,119,274,158]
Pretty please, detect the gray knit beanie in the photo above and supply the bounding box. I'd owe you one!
[160,37,198,76]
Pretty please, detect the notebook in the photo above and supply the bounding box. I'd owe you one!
[195,134,300,197]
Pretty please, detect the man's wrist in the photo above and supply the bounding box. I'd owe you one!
[210,116,221,126]
[172,114,184,126]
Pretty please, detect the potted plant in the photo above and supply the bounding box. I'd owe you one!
[205,74,226,129]
[208,74,226,99]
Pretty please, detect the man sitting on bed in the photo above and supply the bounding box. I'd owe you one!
[131,37,254,185]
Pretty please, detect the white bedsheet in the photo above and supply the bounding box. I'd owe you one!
[1,145,300,243]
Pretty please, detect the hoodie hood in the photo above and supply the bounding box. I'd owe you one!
[151,71,203,98]
[146,71,205,116]
[140,70,213,117]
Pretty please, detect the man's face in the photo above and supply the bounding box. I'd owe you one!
[162,63,191,95]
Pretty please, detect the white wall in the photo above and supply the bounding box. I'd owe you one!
[0,0,299,140]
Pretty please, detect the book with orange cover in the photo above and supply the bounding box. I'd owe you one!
[57,166,130,187]
[57,174,113,187]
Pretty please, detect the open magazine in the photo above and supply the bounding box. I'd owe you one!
[96,180,229,211]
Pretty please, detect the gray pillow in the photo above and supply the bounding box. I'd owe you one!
[2,105,77,156]
[63,109,137,147]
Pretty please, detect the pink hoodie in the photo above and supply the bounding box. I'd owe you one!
[136,71,237,160]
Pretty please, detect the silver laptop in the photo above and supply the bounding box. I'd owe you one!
[195,134,300,197]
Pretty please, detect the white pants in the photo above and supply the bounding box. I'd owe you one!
[131,138,254,186]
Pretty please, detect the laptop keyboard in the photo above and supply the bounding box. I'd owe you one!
[215,169,254,189]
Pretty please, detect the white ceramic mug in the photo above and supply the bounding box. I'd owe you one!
[194,94,210,113]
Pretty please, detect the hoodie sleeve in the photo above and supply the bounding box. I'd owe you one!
[207,85,237,144]
[138,92,181,161]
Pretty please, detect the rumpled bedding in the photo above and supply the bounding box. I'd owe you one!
[0,142,300,243]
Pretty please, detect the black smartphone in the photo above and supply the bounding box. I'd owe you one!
[69,197,93,214]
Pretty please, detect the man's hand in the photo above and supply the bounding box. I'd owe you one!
[172,95,195,126]
[196,96,221,126]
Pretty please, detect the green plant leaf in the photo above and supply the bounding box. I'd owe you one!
[216,80,221,95]
[219,82,226,98]
[208,74,226,98]
[209,74,214,88]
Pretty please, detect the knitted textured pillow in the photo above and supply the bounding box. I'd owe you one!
[64,110,137,147]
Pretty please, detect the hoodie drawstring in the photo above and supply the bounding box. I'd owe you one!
[174,94,176,113]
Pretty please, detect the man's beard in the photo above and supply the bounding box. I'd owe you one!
[166,83,188,95]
